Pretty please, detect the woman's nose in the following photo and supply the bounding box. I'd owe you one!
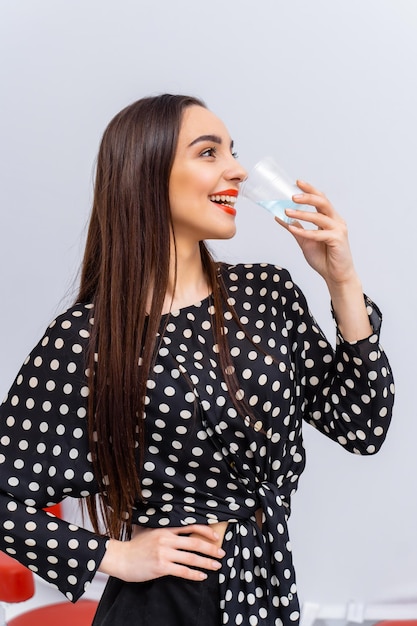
[225,158,248,183]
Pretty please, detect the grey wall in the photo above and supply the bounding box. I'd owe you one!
[1,0,416,617]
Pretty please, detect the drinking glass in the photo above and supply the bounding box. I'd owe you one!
[241,157,308,223]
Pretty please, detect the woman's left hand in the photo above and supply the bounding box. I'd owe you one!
[276,180,356,288]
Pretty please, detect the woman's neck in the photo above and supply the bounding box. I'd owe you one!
[162,242,211,314]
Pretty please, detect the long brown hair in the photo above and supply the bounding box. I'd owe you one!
[77,94,252,539]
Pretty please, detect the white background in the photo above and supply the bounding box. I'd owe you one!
[1,0,416,619]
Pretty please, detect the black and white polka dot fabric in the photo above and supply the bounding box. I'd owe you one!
[0,263,394,624]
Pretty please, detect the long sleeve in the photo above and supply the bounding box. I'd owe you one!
[288,284,394,454]
[0,303,108,602]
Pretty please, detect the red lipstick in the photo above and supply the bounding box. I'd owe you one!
[213,189,238,196]
[220,205,237,216]
[209,189,238,216]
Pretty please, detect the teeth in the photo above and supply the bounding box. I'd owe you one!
[209,194,237,205]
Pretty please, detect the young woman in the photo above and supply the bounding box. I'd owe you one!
[0,94,394,625]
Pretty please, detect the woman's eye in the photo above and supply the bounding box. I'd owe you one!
[199,146,238,159]
[200,147,216,158]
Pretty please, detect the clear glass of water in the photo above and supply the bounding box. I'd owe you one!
[241,156,308,223]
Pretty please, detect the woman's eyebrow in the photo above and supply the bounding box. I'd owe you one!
[188,134,222,147]
[188,134,235,150]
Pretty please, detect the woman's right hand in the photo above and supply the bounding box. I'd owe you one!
[98,524,225,582]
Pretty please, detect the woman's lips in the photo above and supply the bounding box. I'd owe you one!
[218,204,236,216]
[213,189,238,197]
[209,189,238,215]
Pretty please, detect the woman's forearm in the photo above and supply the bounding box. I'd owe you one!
[326,274,372,342]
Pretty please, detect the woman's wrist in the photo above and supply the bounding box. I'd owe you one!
[98,538,126,579]
[325,271,363,299]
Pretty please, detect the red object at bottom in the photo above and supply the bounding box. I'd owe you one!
[8,599,98,626]
[0,553,35,603]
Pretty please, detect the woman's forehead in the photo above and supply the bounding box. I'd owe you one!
[178,106,232,146]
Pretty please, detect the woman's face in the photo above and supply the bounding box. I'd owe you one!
[169,105,247,244]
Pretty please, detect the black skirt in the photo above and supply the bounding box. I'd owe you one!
[92,569,221,626]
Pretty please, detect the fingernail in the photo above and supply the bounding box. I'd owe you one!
[212,561,222,569]
[199,572,208,580]
[293,194,303,200]
[218,548,226,557]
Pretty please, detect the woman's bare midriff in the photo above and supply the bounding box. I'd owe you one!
[194,509,262,547]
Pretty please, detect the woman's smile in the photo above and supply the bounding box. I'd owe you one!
[209,188,238,215]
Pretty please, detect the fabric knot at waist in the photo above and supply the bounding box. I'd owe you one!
[218,479,301,625]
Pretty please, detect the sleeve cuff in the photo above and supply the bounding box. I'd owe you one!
[332,294,383,346]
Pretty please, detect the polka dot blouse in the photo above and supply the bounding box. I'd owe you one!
[0,263,394,624]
